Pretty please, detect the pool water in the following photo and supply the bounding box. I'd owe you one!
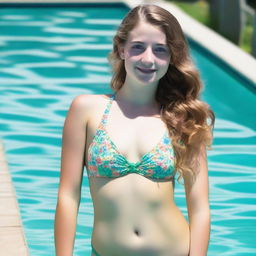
[0,3,255,256]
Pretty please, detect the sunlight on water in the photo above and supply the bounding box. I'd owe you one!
[0,4,255,256]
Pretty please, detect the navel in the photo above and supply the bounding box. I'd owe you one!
[134,228,141,236]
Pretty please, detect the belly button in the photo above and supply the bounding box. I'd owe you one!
[134,228,140,236]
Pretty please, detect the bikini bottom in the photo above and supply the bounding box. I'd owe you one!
[91,242,101,256]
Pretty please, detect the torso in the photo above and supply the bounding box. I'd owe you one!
[84,94,190,256]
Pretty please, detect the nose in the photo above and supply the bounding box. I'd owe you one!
[141,46,154,66]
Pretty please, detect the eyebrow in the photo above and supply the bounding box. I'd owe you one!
[131,41,167,46]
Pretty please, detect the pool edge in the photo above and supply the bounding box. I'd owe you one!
[0,141,30,256]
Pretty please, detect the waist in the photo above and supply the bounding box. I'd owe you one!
[91,206,190,256]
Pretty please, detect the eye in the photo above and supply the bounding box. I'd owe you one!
[131,44,144,50]
[154,47,167,53]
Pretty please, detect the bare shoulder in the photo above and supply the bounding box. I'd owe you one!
[68,94,112,120]
[73,93,111,102]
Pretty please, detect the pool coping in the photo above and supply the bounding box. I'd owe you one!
[0,141,30,256]
[0,0,255,255]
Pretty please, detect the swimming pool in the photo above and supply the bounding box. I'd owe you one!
[0,2,255,256]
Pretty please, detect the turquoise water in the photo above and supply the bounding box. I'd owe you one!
[0,3,255,256]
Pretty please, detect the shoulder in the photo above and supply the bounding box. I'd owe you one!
[70,93,111,108]
[68,93,112,120]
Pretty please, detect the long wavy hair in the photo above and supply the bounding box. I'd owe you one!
[107,4,215,183]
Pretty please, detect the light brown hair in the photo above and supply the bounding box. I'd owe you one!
[107,4,215,183]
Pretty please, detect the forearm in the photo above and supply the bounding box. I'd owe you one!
[54,195,80,256]
[189,209,211,256]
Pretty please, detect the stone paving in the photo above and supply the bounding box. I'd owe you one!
[0,141,29,256]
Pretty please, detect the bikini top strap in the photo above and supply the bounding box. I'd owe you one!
[100,92,116,128]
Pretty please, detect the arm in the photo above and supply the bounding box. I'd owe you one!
[183,145,210,256]
[54,95,90,256]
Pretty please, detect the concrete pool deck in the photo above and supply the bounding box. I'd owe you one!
[0,141,29,256]
[0,0,255,255]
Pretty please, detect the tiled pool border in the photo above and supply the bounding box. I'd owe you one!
[0,0,255,255]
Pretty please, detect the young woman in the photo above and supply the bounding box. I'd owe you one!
[54,4,215,256]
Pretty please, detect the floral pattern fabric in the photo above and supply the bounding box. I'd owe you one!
[87,93,175,180]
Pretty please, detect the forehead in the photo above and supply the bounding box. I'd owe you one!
[127,20,167,44]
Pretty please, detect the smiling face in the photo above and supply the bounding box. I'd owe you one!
[119,20,171,88]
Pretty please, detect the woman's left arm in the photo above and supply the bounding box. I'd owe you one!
[183,145,210,256]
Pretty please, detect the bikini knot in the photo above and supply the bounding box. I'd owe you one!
[128,162,140,173]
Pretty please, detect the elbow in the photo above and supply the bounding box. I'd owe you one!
[188,207,211,236]
[199,208,211,225]
[189,205,211,222]
[197,206,211,219]
[57,185,82,203]
[56,190,81,214]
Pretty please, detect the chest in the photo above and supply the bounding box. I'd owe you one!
[86,98,175,180]
[106,116,167,162]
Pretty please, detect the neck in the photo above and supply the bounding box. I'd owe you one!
[115,83,160,110]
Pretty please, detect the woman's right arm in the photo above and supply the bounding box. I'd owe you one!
[54,95,91,256]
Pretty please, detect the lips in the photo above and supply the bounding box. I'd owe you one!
[136,67,156,73]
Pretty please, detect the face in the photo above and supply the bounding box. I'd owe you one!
[119,20,171,87]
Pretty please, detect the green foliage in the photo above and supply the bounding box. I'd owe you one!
[171,0,212,27]
[241,19,253,53]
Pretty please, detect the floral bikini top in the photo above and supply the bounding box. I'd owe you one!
[87,93,175,180]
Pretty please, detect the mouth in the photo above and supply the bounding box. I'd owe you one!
[136,67,157,74]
